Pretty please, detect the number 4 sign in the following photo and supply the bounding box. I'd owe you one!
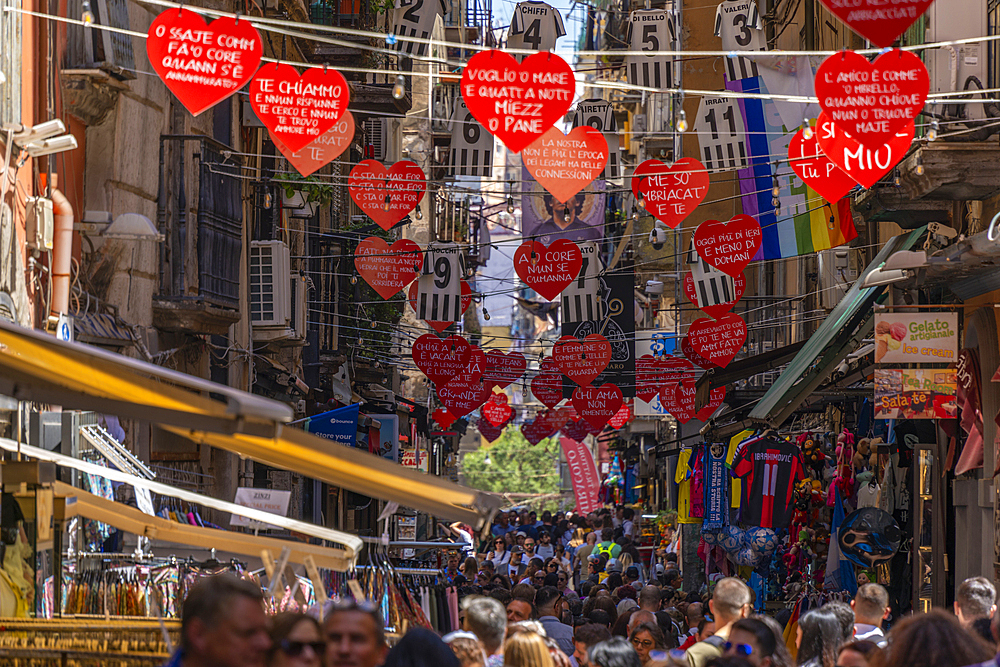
[694,96,748,173]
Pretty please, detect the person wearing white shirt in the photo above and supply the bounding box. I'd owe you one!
[851,583,890,648]
[535,530,556,559]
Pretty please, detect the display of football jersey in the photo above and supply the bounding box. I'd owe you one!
[508,1,566,58]
[675,448,702,524]
[415,243,465,323]
[393,0,451,57]
[561,241,603,323]
[625,9,676,89]
[732,436,805,530]
[572,98,620,180]
[687,241,736,308]
[714,0,765,82]
[448,98,493,177]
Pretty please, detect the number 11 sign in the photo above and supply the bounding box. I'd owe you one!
[694,95,748,174]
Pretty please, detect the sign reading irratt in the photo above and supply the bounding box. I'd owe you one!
[560,436,602,513]
[353,237,422,299]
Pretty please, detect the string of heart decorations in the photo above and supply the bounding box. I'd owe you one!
[147,6,932,443]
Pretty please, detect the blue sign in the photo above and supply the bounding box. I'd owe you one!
[306,404,360,447]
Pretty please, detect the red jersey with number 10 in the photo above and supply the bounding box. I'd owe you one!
[732,437,804,530]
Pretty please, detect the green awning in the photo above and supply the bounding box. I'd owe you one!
[747,227,926,427]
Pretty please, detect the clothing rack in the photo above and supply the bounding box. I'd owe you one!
[358,537,471,550]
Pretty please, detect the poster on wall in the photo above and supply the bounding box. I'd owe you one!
[874,369,958,420]
[873,312,958,364]
[521,164,606,245]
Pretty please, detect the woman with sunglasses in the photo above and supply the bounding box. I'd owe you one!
[628,621,665,667]
[723,618,792,667]
[267,612,325,667]
[488,537,511,568]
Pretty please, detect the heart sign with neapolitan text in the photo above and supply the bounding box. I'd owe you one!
[683,272,747,320]
[532,368,564,408]
[815,112,914,189]
[660,377,697,424]
[786,122,857,203]
[634,157,710,229]
[483,350,528,389]
[522,126,608,203]
[609,401,633,430]
[250,62,350,153]
[407,279,472,333]
[438,372,491,417]
[696,386,727,421]
[348,160,427,231]
[692,215,762,278]
[477,419,505,443]
[273,111,355,177]
[681,335,718,371]
[684,314,748,369]
[412,334,472,386]
[482,393,513,427]
[635,354,696,403]
[147,8,262,117]
[553,334,613,386]
[572,384,624,430]
[814,50,927,151]
[521,418,550,445]
[461,50,576,154]
[817,0,936,48]
[353,237,422,300]
[513,239,583,301]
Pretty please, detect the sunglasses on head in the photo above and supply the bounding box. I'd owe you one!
[281,640,325,657]
[724,643,753,657]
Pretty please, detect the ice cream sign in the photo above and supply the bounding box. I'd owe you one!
[874,312,958,364]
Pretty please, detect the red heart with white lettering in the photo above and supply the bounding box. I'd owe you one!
[438,371,491,418]
[412,334,472,386]
[250,62,350,153]
[683,272,747,320]
[816,112,914,189]
[461,50,576,154]
[461,346,487,382]
[354,236,421,299]
[273,111,354,177]
[554,334,612,386]
[433,407,458,430]
[817,0,934,48]
[693,215,762,277]
[681,336,717,371]
[513,240,583,301]
[484,350,527,389]
[696,386,727,421]
[634,157,710,229]
[609,401,632,430]
[537,406,572,434]
[522,418,550,445]
[660,377,697,424]
[562,419,590,442]
[531,369,564,408]
[572,384,624,430]
[348,160,427,231]
[482,393,513,427]
[787,123,856,204]
[635,354,696,402]
[147,8,262,117]
[814,50,927,151]
[684,314,747,369]
[522,126,608,203]
[478,419,504,443]
[408,279,472,333]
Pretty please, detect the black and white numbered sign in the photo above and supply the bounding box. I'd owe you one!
[686,241,735,308]
[624,9,676,89]
[393,0,451,57]
[507,1,566,59]
[449,98,493,177]
[415,243,466,323]
[561,242,603,323]
[572,99,619,180]
[693,95,748,173]
[713,0,765,82]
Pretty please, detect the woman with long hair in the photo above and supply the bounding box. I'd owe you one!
[583,595,619,628]
[463,557,480,581]
[488,537,511,568]
[629,622,666,667]
[796,607,850,667]
[870,610,992,667]
[504,629,555,667]
[267,612,325,667]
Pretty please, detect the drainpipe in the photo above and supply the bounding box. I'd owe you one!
[49,187,73,320]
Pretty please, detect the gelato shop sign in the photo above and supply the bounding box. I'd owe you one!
[874,312,958,364]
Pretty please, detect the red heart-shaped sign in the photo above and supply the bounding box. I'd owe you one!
[484,350,527,389]
[817,0,934,47]
[461,50,575,153]
[250,63,350,153]
[572,384,624,430]
[522,418,550,445]
[522,126,608,203]
[787,123,856,204]
[412,334,472,386]
[439,377,491,418]
[681,335,717,371]
[660,377,697,424]
[478,419,505,443]
[683,272,747,320]
[553,334,613,386]
[562,419,589,442]
[537,407,572,434]
[433,407,457,430]
[482,393,513,427]
[461,346,487,383]
[696,386,727,422]
[408,279,472,333]
[693,215,763,277]
[684,314,748,369]
[814,50,927,151]
[273,111,354,177]
[635,354,696,402]
[816,112,914,189]
[147,9,262,117]
[348,160,427,231]
[354,236,422,300]
[609,401,632,430]
[634,157,710,229]
[531,370,564,408]
[513,240,583,301]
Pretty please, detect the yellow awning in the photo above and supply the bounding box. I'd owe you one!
[54,482,352,571]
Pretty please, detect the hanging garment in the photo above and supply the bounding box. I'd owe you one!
[714,0,765,82]
[507,1,566,58]
[624,9,676,89]
[392,0,452,57]
[675,449,702,524]
[448,98,493,178]
[732,436,805,530]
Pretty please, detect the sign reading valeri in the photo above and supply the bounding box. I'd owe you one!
[522,126,608,204]
[250,63,350,153]
[874,312,958,364]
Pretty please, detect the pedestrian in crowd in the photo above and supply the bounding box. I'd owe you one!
[537,586,575,656]
[554,545,574,580]
[834,641,880,667]
[164,574,271,667]
[576,533,599,577]
[682,603,704,642]
[624,567,641,590]
[463,596,507,667]
[679,618,714,651]
[955,577,997,628]
[875,609,993,667]
[628,622,666,667]
[588,637,641,667]
[488,537,512,569]
[267,613,325,667]
[494,575,513,590]
[445,632,489,667]
[537,531,556,560]
[638,586,661,614]
[611,609,637,638]
[849,584,888,647]
[505,630,555,667]
[596,529,622,560]
[795,607,849,667]
[558,570,578,602]
[574,624,613,667]
[589,610,614,630]
[720,617,789,667]
[508,597,538,624]
[383,629,459,667]
[686,578,752,667]
[445,553,462,582]
[584,593,619,626]
[509,547,528,580]
[617,599,639,619]
[494,514,516,539]
[587,555,607,584]
[491,588,514,607]
[821,602,854,647]
[464,557,481,581]
[325,598,388,667]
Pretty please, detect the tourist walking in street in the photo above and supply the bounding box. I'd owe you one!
[268,613,325,667]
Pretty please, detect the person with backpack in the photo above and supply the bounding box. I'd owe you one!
[595,528,621,561]
[685,577,752,667]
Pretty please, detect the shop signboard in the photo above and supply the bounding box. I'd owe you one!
[559,436,602,513]
[874,368,958,420]
[231,488,292,528]
[873,312,958,364]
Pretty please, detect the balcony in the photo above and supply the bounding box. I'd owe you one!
[153,136,243,336]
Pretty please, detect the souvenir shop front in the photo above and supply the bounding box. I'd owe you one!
[0,320,498,664]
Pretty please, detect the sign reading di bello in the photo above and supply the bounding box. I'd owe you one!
[873,312,958,364]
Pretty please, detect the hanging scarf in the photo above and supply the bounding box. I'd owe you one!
[702,444,730,529]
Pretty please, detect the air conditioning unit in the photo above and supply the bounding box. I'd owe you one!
[925,0,988,123]
[818,248,857,310]
[250,241,291,327]
[290,272,309,339]
[362,117,387,161]
[25,197,53,250]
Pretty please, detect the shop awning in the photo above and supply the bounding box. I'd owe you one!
[747,227,926,428]
[52,481,352,571]
[0,318,290,437]
[695,340,807,409]
[169,425,503,529]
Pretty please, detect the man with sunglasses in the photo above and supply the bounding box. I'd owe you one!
[325,599,388,667]
[685,577,752,667]
[507,546,527,580]
[556,571,579,601]
[535,531,556,559]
